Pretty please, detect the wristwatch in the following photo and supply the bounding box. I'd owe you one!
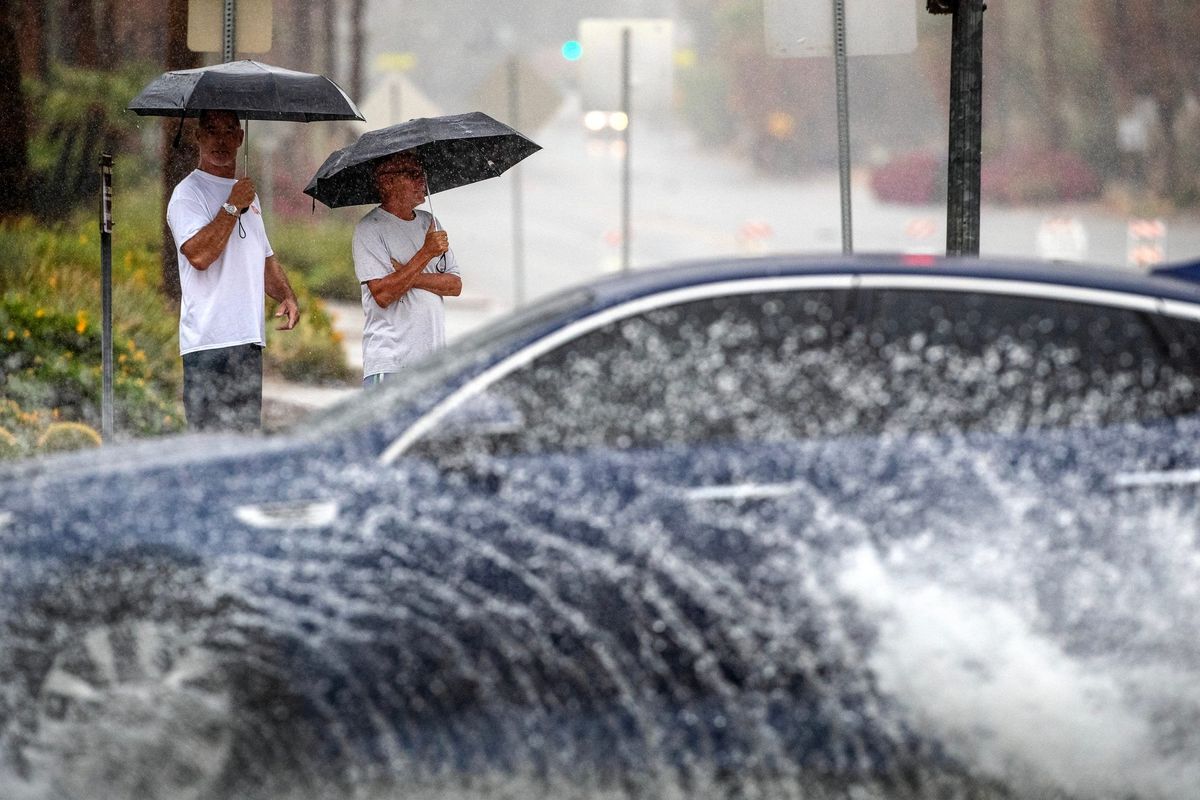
[221,202,240,218]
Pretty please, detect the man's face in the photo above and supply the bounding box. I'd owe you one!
[375,157,427,207]
[196,112,244,170]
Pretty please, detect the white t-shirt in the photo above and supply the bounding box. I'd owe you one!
[352,207,461,377]
[167,169,272,355]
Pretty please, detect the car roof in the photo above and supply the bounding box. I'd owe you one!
[580,253,1200,308]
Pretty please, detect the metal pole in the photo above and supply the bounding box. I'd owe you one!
[508,56,526,306]
[946,0,984,256]
[222,0,237,63]
[223,0,245,173]
[620,26,632,272]
[99,154,114,442]
[832,0,853,254]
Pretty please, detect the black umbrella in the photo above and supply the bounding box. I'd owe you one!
[128,59,364,123]
[128,59,364,173]
[303,112,541,208]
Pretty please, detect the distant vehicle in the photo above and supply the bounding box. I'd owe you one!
[3,255,1200,799]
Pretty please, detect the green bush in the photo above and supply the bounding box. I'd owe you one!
[264,284,354,385]
[0,426,20,460]
[269,215,361,302]
[37,421,102,453]
[0,294,182,436]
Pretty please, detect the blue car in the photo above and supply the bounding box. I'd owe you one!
[3,255,1200,799]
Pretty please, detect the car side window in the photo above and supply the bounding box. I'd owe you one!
[408,285,1200,462]
[418,290,857,458]
[850,289,1200,434]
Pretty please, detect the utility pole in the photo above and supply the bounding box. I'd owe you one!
[929,0,985,257]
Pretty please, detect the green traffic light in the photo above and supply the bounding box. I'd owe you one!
[562,40,582,61]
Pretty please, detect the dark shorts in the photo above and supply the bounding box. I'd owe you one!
[182,343,263,432]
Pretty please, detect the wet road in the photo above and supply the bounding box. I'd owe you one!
[428,94,1200,312]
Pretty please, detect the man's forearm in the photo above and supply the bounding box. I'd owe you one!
[179,212,239,270]
[264,255,296,303]
[412,273,462,297]
[367,250,435,307]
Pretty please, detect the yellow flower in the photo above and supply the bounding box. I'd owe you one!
[75,310,88,334]
[34,308,45,318]
[22,329,30,338]
[5,330,13,341]
[133,350,146,362]
[118,353,127,364]
[78,234,88,245]
[48,275,59,289]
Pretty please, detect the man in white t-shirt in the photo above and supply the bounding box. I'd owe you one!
[351,153,462,386]
[167,110,301,431]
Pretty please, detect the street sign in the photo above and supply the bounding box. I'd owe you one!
[764,0,917,57]
[188,0,272,54]
[472,58,563,133]
[579,18,674,113]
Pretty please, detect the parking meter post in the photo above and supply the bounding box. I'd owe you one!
[620,25,632,272]
[944,0,984,256]
[99,153,114,442]
[508,56,526,306]
[832,0,853,254]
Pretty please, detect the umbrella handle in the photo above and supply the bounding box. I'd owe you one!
[425,187,448,273]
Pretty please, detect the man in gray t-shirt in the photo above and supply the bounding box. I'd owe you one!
[351,153,462,385]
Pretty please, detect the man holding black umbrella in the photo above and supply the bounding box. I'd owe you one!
[167,110,301,431]
[352,152,462,386]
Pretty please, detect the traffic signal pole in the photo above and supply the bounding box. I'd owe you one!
[930,0,985,256]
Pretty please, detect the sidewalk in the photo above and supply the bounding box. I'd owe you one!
[261,294,503,430]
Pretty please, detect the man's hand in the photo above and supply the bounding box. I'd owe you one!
[227,177,257,211]
[274,296,300,330]
[423,217,449,257]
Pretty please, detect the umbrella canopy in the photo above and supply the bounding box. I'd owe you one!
[127,59,364,122]
[303,112,541,208]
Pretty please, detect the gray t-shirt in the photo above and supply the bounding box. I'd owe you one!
[351,207,461,377]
